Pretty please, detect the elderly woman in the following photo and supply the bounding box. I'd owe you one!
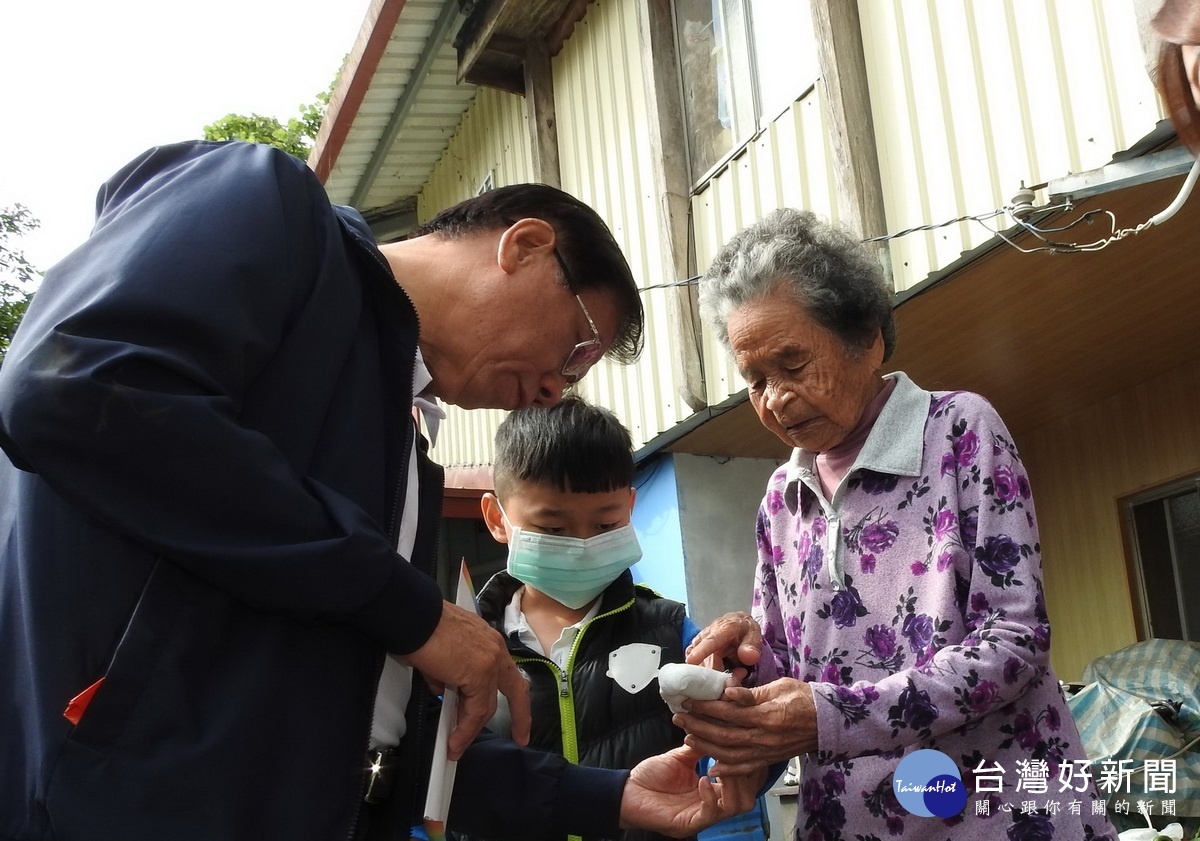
[1154,0,1200,152]
[679,210,1115,841]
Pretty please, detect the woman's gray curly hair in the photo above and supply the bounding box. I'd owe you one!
[698,208,896,362]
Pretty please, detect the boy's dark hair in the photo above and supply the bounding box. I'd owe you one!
[493,396,635,499]
[411,184,644,364]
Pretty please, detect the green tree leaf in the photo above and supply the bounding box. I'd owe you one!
[201,75,336,161]
[0,203,41,367]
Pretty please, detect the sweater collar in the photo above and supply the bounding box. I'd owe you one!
[784,371,930,511]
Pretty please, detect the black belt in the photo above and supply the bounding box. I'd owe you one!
[364,746,399,804]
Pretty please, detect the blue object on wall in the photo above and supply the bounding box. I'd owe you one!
[698,796,769,840]
[630,455,687,606]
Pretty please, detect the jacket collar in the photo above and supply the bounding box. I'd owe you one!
[476,569,638,630]
[784,371,930,513]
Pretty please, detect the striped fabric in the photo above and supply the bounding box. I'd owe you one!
[1066,640,1200,819]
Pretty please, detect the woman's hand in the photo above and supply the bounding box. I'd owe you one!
[673,678,818,774]
[685,611,763,676]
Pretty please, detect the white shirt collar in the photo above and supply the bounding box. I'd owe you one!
[412,347,446,445]
[502,586,602,671]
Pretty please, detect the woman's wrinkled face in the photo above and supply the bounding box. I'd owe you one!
[1184,44,1200,109]
[726,284,884,453]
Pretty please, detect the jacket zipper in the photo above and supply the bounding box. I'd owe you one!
[347,236,421,841]
[514,596,637,841]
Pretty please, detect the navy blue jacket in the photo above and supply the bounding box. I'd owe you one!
[0,141,624,841]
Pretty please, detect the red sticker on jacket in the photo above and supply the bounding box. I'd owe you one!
[63,677,105,725]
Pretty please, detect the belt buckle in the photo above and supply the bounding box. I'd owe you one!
[364,746,398,804]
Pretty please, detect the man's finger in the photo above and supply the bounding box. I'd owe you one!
[447,687,497,759]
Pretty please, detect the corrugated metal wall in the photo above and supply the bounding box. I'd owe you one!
[411,0,1165,470]
[692,90,835,409]
[555,0,692,452]
[690,0,1161,406]
[418,86,534,470]
[418,86,534,214]
[860,0,1161,294]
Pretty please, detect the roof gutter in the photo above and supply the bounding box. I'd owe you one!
[349,0,464,208]
[309,0,409,185]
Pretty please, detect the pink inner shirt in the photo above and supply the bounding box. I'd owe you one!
[814,376,897,499]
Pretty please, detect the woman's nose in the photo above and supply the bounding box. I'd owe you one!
[764,382,793,412]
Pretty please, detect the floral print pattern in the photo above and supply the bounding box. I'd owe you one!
[750,374,1114,841]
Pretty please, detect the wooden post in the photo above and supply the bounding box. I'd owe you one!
[810,0,892,283]
[524,40,561,188]
[637,0,707,412]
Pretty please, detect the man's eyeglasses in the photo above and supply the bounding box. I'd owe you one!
[553,249,604,383]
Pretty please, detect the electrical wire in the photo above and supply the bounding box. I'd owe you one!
[635,156,1200,292]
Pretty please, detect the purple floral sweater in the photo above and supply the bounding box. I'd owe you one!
[752,373,1114,841]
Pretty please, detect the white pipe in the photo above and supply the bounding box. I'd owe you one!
[1149,155,1200,226]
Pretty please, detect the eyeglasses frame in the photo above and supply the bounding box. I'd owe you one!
[552,248,603,383]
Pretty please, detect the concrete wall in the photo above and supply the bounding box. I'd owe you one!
[674,453,785,626]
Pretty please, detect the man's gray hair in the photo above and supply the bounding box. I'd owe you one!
[698,208,896,361]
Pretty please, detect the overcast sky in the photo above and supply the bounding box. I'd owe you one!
[0,0,373,276]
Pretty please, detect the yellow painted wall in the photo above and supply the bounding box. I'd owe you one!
[1020,358,1200,680]
[418,86,533,216]
[416,87,532,469]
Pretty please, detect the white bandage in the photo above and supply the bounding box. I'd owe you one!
[658,663,730,713]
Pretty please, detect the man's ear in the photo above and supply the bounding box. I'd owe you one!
[496,218,557,276]
[481,492,510,543]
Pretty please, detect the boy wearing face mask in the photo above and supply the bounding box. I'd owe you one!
[475,397,703,841]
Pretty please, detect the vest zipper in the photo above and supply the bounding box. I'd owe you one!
[509,596,636,841]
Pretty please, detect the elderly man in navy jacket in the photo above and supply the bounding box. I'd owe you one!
[0,141,755,841]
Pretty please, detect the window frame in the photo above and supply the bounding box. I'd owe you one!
[671,0,818,189]
[1121,474,1200,642]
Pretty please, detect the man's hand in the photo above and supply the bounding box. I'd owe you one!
[397,601,531,759]
[685,612,763,675]
[619,745,765,837]
[673,678,817,774]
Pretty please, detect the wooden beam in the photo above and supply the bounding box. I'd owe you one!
[485,33,527,59]
[810,0,891,281]
[464,63,526,96]
[636,0,706,412]
[457,0,513,84]
[523,40,561,187]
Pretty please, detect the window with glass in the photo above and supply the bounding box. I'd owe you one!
[1125,477,1200,641]
[674,0,818,182]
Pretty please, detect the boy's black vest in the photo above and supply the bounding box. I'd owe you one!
[476,569,693,841]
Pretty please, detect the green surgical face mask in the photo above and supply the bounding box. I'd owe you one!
[499,504,643,609]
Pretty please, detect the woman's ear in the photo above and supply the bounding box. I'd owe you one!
[481,492,510,543]
[866,328,885,369]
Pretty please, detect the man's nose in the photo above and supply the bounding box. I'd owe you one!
[532,372,571,407]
